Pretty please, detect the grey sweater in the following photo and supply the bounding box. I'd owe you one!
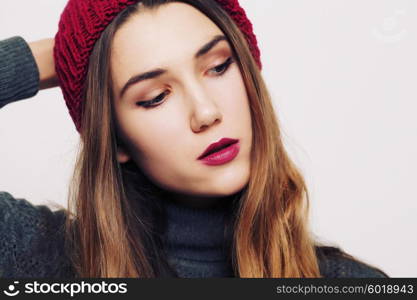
[0,37,39,106]
[0,37,389,278]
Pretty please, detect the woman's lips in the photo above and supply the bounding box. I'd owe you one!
[198,140,240,166]
[198,137,239,160]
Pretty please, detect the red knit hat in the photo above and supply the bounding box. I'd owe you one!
[54,0,262,132]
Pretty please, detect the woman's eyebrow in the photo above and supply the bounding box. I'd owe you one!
[119,34,227,98]
[195,35,226,59]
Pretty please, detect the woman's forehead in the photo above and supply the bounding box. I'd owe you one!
[111,2,223,68]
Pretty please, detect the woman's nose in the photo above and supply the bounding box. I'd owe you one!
[187,84,223,133]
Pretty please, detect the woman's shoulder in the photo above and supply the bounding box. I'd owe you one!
[0,190,66,219]
[315,245,389,278]
[0,191,74,278]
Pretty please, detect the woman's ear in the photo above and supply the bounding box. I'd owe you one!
[117,146,131,163]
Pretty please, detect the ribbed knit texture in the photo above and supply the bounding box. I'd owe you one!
[53,0,262,132]
[0,36,39,108]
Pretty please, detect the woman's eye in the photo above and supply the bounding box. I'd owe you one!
[135,57,233,109]
[136,90,169,108]
[207,57,234,76]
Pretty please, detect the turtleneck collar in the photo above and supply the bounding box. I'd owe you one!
[157,195,235,262]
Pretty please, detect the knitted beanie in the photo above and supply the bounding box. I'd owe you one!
[54,0,261,132]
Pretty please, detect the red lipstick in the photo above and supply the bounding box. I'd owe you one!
[197,138,240,166]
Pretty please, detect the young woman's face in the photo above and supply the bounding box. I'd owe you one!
[111,2,252,207]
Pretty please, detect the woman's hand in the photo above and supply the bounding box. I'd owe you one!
[28,38,58,90]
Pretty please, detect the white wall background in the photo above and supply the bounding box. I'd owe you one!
[0,0,415,277]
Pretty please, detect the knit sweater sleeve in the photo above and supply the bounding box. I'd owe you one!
[0,36,40,107]
[0,191,74,278]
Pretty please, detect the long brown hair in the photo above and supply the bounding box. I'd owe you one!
[65,0,344,278]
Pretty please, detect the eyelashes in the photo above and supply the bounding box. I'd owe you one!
[137,90,169,108]
[136,56,234,108]
[207,56,234,76]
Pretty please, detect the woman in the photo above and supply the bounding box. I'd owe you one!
[0,0,388,278]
